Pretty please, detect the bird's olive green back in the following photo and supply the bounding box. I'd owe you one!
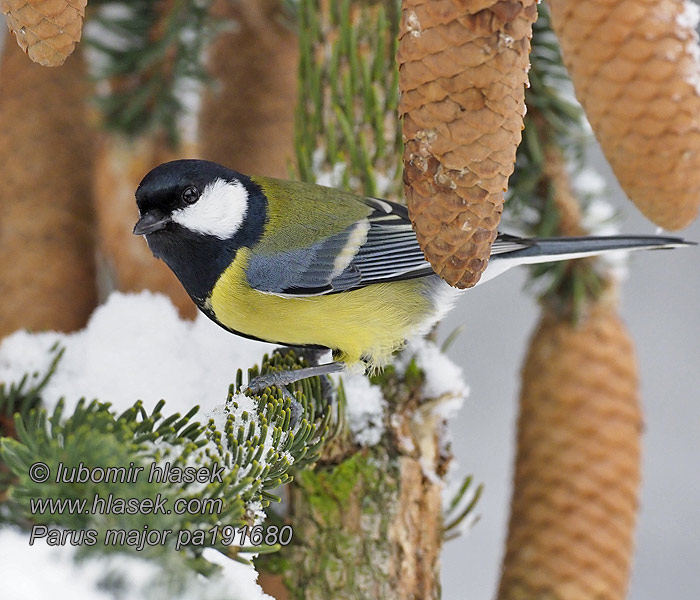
[250,175,373,253]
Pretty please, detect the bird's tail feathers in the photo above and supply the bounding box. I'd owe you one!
[505,235,694,264]
[478,235,695,285]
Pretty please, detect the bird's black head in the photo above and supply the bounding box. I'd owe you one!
[133,159,266,301]
[134,159,249,236]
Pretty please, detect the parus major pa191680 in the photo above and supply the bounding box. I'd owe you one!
[133,159,693,391]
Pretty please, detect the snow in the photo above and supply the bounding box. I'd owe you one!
[174,73,203,145]
[334,337,469,447]
[0,294,285,598]
[83,4,140,77]
[677,0,700,31]
[374,171,396,198]
[0,291,275,415]
[0,528,273,600]
[580,197,629,281]
[0,290,302,498]
[405,11,422,38]
[339,373,386,446]
[569,168,630,281]
[396,338,469,419]
[311,148,348,188]
[580,197,618,236]
[677,1,700,96]
[572,168,606,197]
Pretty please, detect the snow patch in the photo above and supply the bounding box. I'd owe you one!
[395,338,469,420]
[338,373,386,446]
[0,528,273,600]
[677,0,700,30]
[678,1,700,96]
[0,291,275,415]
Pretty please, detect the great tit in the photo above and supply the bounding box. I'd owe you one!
[133,159,692,391]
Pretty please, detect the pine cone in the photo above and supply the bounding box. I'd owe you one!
[398,0,537,288]
[549,0,700,230]
[498,299,641,600]
[1,0,87,67]
[0,42,96,336]
[200,0,297,178]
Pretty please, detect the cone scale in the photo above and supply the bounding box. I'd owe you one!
[549,0,700,230]
[498,300,641,600]
[1,0,87,66]
[398,0,537,288]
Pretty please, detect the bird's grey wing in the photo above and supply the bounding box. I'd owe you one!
[347,198,434,285]
[245,197,434,296]
[349,206,538,285]
[245,196,545,296]
[245,220,367,295]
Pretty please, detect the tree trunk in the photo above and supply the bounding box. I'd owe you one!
[92,134,198,318]
[270,373,450,600]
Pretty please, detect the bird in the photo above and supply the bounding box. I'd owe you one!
[133,159,694,393]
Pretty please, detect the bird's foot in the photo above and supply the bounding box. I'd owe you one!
[244,373,303,428]
[243,362,345,428]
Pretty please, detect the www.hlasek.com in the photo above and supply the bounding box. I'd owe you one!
[25,461,292,551]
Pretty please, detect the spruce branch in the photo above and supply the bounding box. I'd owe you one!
[294,0,402,199]
[443,474,483,542]
[84,0,222,144]
[507,4,610,317]
[0,348,337,576]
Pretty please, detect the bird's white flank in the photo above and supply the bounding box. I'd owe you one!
[171,178,248,239]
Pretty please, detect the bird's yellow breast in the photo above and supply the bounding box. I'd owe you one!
[207,248,435,367]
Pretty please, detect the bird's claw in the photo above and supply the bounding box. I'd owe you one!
[243,373,303,428]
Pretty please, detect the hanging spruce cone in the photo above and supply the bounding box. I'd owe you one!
[498,298,641,600]
[200,0,297,178]
[0,41,96,337]
[1,0,87,67]
[398,0,537,288]
[549,0,700,230]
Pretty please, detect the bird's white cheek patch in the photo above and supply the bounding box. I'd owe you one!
[171,178,248,239]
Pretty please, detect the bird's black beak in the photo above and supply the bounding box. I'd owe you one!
[133,210,170,235]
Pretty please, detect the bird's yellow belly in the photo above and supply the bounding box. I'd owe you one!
[207,250,436,367]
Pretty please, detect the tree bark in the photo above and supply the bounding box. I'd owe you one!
[272,373,450,600]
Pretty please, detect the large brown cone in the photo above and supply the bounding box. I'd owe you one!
[0,43,96,337]
[497,299,641,600]
[549,0,700,230]
[1,0,86,67]
[93,136,198,318]
[200,0,297,178]
[398,0,537,288]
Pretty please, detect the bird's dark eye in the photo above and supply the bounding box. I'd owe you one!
[182,186,199,204]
